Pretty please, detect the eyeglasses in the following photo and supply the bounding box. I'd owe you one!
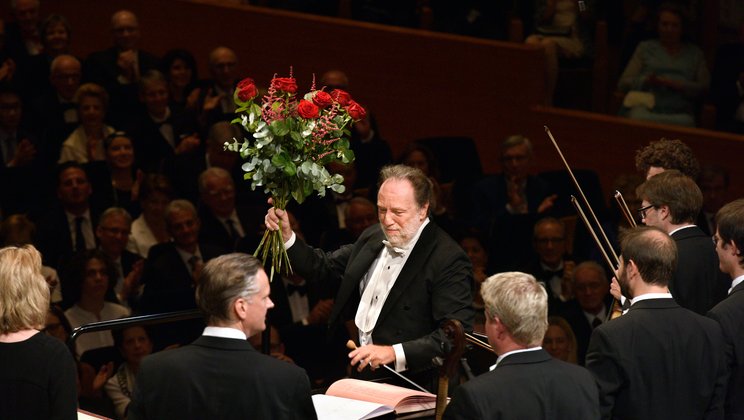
[534,237,565,245]
[637,204,655,219]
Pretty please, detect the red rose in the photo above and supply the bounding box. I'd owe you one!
[236,78,258,101]
[345,100,366,120]
[271,77,298,93]
[312,91,333,109]
[330,89,352,106]
[297,99,319,119]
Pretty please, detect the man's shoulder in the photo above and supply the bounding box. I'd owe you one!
[709,288,744,322]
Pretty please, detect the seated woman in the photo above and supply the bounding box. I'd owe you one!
[103,132,143,218]
[543,315,578,363]
[161,49,199,113]
[618,3,709,127]
[59,83,116,163]
[525,0,589,105]
[0,245,78,419]
[62,250,130,358]
[126,174,173,258]
[105,325,154,420]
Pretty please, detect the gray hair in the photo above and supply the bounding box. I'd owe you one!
[378,164,433,210]
[198,167,233,195]
[481,271,548,347]
[99,207,132,226]
[165,199,197,222]
[196,253,263,324]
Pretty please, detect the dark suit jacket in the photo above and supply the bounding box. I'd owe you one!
[36,206,100,270]
[708,281,744,420]
[468,173,551,233]
[287,221,474,384]
[125,108,199,173]
[139,241,225,314]
[559,298,612,366]
[128,335,316,420]
[672,226,728,314]
[444,349,599,419]
[586,298,728,420]
[198,206,261,253]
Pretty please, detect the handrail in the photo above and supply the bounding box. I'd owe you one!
[68,309,202,351]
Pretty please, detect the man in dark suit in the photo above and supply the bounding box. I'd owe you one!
[96,207,143,308]
[637,169,729,314]
[36,162,100,269]
[444,271,599,419]
[139,199,225,347]
[129,253,317,420]
[558,261,611,365]
[586,226,728,420]
[522,217,574,314]
[265,164,474,391]
[468,135,556,272]
[709,199,744,419]
[82,10,160,128]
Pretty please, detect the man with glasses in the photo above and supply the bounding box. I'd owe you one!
[524,217,574,314]
[708,198,744,419]
[635,169,728,314]
[96,207,143,308]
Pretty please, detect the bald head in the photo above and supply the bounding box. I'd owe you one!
[50,54,81,100]
[209,47,238,88]
[111,10,140,50]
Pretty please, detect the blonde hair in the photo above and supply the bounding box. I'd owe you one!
[481,271,548,347]
[0,245,49,333]
[546,316,578,364]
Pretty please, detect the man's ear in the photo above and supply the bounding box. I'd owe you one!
[233,297,248,321]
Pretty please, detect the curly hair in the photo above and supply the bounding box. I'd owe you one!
[634,138,700,180]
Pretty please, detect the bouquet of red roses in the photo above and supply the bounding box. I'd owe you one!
[226,70,366,280]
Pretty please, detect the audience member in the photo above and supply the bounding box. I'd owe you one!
[126,174,173,258]
[0,19,17,84]
[444,271,599,419]
[0,214,62,304]
[44,304,73,345]
[709,198,744,418]
[139,200,225,346]
[62,249,130,357]
[23,14,73,95]
[36,162,101,269]
[59,83,116,164]
[197,167,256,252]
[32,54,82,152]
[99,132,143,217]
[558,260,611,365]
[161,49,199,112]
[468,136,556,271]
[618,3,709,127]
[585,226,727,419]
[127,69,200,172]
[319,196,378,251]
[525,0,590,104]
[129,253,317,419]
[400,143,450,222]
[0,245,78,420]
[543,315,577,364]
[634,137,700,179]
[4,0,42,62]
[83,10,160,127]
[105,326,154,420]
[0,85,49,216]
[162,120,243,205]
[637,170,728,313]
[96,207,144,308]
[523,217,575,313]
[188,46,239,131]
[698,164,730,235]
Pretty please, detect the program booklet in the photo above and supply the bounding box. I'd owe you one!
[312,378,437,419]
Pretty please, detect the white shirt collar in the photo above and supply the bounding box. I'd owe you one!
[668,224,696,236]
[729,274,744,294]
[630,292,673,305]
[490,347,543,370]
[202,326,246,340]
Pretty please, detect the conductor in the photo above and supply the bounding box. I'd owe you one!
[265,164,474,390]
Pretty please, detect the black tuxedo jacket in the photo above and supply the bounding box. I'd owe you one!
[708,281,744,419]
[126,109,199,173]
[444,349,599,419]
[671,226,728,314]
[36,206,100,269]
[558,298,611,366]
[287,222,474,378]
[129,335,316,420]
[197,206,260,253]
[586,298,728,420]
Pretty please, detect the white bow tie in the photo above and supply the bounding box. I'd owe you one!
[381,240,406,257]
